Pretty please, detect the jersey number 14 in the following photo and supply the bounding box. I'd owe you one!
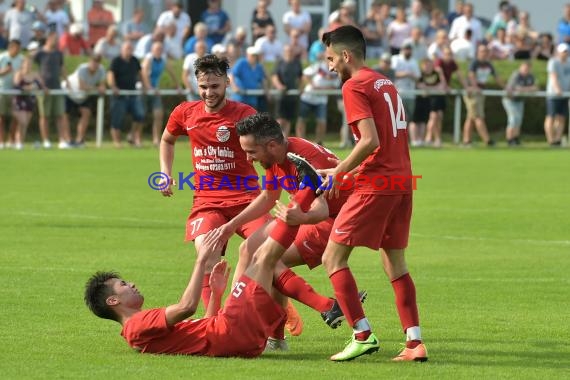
[383,93,407,137]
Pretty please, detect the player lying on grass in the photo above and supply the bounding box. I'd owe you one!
[216,113,366,350]
[83,154,325,357]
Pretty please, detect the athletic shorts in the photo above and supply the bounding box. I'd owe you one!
[185,198,272,251]
[294,217,334,269]
[330,192,412,250]
[205,275,286,358]
[463,93,485,119]
[546,97,569,117]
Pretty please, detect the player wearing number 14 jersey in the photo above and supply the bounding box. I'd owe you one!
[318,25,427,362]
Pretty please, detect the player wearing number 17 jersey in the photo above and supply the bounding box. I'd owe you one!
[318,25,427,362]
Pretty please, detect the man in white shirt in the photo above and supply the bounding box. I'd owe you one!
[254,24,283,63]
[450,28,476,61]
[44,0,70,37]
[282,0,311,49]
[156,2,191,49]
[391,42,420,118]
[448,3,483,44]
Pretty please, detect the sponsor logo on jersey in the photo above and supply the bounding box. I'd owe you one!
[216,126,230,142]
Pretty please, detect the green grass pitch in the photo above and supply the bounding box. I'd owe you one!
[1,142,569,379]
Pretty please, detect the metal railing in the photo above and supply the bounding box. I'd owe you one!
[0,87,559,147]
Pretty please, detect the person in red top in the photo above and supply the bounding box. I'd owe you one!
[84,229,286,357]
[87,0,115,47]
[318,25,427,362]
[159,54,270,309]
[216,112,366,349]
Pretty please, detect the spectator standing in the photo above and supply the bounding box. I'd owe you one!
[487,3,516,40]
[3,0,35,47]
[544,44,570,146]
[251,0,274,44]
[59,22,91,56]
[182,40,208,101]
[427,29,449,60]
[0,39,24,150]
[448,3,483,45]
[122,8,148,47]
[156,1,191,51]
[44,0,70,37]
[64,54,106,147]
[87,0,114,48]
[407,0,429,34]
[230,46,268,111]
[282,0,311,50]
[141,41,180,146]
[107,42,145,148]
[391,42,420,130]
[462,44,503,147]
[488,27,514,60]
[402,27,428,61]
[223,26,249,59]
[435,46,468,90]
[271,44,303,137]
[308,28,326,64]
[162,22,183,60]
[387,7,412,55]
[254,24,283,63]
[94,25,121,61]
[328,0,356,27]
[287,29,308,62]
[360,0,386,59]
[417,59,447,148]
[373,52,395,81]
[296,59,340,144]
[35,32,69,149]
[533,33,555,61]
[30,21,48,49]
[183,22,214,56]
[502,61,537,146]
[201,0,231,45]
[134,29,164,61]
[558,4,570,45]
[12,57,46,150]
[447,0,464,26]
[450,28,475,61]
[425,9,448,43]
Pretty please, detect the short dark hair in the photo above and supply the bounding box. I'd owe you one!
[322,25,366,60]
[194,54,230,77]
[236,112,285,144]
[84,271,121,322]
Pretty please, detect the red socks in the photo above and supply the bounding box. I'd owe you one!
[274,268,334,313]
[269,188,315,249]
[201,273,211,308]
[391,273,419,332]
[271,314,287,339]
[329,267,365,327]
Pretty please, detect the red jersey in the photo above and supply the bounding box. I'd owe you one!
[121,308,212,355]
[342,67,413,194]
[266,137,349,217]
[166,100,260,200]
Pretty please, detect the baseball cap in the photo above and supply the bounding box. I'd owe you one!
[246,46,260,55]
[557,43,569,53]
[402,41,413,50]
[341,0,356,8]
[212,43,227,54]
[32,21,46,31]
[380,52,392,61]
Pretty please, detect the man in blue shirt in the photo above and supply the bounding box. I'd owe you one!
[230,46,268,111]
[201,0,231,45]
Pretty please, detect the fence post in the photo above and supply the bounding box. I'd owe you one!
[96,95,105,148]
[453,93,461,144]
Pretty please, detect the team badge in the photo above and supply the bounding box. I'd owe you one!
[216,126,230,142]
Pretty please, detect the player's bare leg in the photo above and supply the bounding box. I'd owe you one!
[381,248,427,362]
[194,232,223,308]
[322,241,379,361]
[231,220,272,286]
[474,117,492,145]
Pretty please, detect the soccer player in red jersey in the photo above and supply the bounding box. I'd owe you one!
[84,156,324,357]
[317,25,427,362]
[158,55,270,308]
[217,113,366,349]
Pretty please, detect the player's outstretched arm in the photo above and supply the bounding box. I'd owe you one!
[164,230,222,326]
[159,130,178,197]
[204,260,231,318]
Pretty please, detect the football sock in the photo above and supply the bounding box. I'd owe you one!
[271,314,287,340]
[269,188,315,249]
[353,318,372,341]
[329,267,365,328]
[274,268,334,313]
[391,273,420,333]
[201,273,211,308]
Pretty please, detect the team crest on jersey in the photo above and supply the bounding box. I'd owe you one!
[374,78,393,92]
[216,126,230,142]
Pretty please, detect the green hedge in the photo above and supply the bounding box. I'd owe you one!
[60,56,549,136]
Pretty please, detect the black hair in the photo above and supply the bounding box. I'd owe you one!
[194,54,230,78]
[236,112,285,144]
[322,25,366,60]
[84,271,121,322]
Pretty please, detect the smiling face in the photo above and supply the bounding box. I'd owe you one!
[196,72,228,112]
[239,134,278,169]
[325,45,351,83]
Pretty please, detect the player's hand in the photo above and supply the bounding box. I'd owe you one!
[316,167,341,199]
[215,222,236,245]
[197,229,222,260]
[209,260,230,297]
[159,176,176,197]
[274,200,307,226]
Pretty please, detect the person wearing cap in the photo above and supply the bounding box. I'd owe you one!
[59,22,91,56]
[30,21,48,49]
[0,39,23,149]
[3,0,34,46]
[253,24,283,63]
[544,43,570,146]
[230,45,268,111]
[391,41,420,137]
[87,0,115,48]
[63,54,106,147]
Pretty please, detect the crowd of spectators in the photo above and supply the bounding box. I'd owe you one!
[0,0,568,149]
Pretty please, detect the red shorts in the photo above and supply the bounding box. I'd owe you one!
[206,275,286,358]
[331,192,412,250]
[293,217,334,269]
[185,197,271,245]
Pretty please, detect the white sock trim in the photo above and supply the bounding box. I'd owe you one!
[406,326,421,341]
